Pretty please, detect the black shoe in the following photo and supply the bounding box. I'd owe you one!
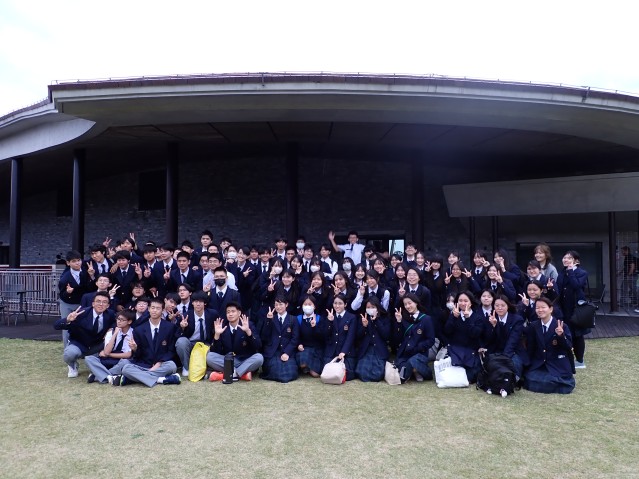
[110,375,129,386]
[163,373,181,385]
[87,374,96,384]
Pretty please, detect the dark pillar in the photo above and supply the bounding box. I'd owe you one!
[492,216,499,253]
[285,143,299,243]
[166,143,179,246]
[609,212,618,312]
[8,157,23,268]
[71,149,86,255]
[468,217,476,259]
[411,158,425,250]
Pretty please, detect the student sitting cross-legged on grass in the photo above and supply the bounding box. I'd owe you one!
[54,291,116,378]
[523,297,575,394]
[391,293,435,383]
[207,301,263,381]
[85,310,135,384]
[260,296,300,383]
[112,297,181,387]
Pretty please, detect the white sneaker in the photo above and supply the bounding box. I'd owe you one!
[574,361,586,369]
[634,309,639,314]
[414,372,424,382]
[67,365,79,378]
[181,368,189,377]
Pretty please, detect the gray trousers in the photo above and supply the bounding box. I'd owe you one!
[206,352,264,376]
[59,300,79,347]
[62,344,85,368]
[121,360,177,387]
[85,355,127,383]
[175,337,197,370]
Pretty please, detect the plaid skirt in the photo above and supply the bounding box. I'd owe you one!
[323,356,357,381]
[395,353,433,381]
[262,355,299,383]
[355,349,386,382]
[524,367,575,394]
[296,346,323,375]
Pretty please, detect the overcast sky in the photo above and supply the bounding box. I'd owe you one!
[1,0,637,115]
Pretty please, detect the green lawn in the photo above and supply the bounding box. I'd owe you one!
[1,337,638,479]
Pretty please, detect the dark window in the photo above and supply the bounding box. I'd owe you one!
[138,170,166,211]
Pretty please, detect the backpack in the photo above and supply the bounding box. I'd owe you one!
[477,353,516,397]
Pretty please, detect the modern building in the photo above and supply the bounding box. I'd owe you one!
[1,72,638,309]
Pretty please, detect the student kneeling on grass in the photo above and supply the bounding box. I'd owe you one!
[523,297,575,394]
[111,297,181,387]
[85,310,135,384]
[207,301,263,382]
[260,296,300,383]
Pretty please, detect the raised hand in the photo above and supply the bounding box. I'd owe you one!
[444,272,451,285]
[425,261,431,272]
[266,307,275,319]
[361,313,368,328]
[108,284,120,297]
[394,308,402,322]
[489,310,497,327]
[214,318,227,336]
[555,319,564,336]
[66,283,74,294]
[463,268,472,278]
[326,309,335,322]
[128,336,137,352]
[328,231,335,241]
[86,262,95,277]
[66,306,86,322]
[267,279,276,292]
[519,293,529,306]
[452,303,460,318]
[244,268,252,278]
[495,271,503,284]
[180,315,188,329]
[102,236,112,248]
[239,314,251,332]
[135,263,142,278]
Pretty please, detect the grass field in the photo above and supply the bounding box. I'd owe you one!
[1,337,638,479]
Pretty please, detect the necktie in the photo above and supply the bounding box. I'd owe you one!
[543,324,548,334]
[492,284,497,291]
[410,289,416,294]
[279,316,284,325]
[182,305,187,316]
[100,264,105,273]
[336,314,342,321]
[93,315,101,333]
[121,270,126,280]
[230,327,236,341]
[263,265,267,273]
[181,273,186,283]
[485,312,489,319]
[476,269,481,275]
[217,291,223,300]
[199,318,205,342]
[114,333,126,352]
[153,327,159,348]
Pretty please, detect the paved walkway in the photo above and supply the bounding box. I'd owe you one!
[1,312,638,341]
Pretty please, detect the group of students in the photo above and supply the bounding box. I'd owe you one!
[55,230,589,393]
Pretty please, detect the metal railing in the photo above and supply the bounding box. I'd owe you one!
[0,268,62,319]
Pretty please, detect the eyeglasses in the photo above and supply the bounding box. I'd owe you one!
[116,317,129,321]
[93,299,110,305]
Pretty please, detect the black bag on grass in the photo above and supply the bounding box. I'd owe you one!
[477,353,516,397]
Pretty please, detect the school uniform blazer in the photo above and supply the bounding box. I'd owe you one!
[176,309,219,343]
[131,311,150,329]
[394,284,432,313]
[80,291,118,312]
[502,264,524,293]
[323,311,357,359]
[112,267,138,305]
[260,313,300,359]
[54,308,116,354]
[297,314,325,349]
[526,318,573,377]
[392,313,435,359]
[86,258,114,276]
[555,267,588,320]
[58,269,91,304]
[207,288,242,319]
[486,279,517,302]
[471,268,488,290]
[444,310,484,350]
[140,262,166,292]
[131,320,178,367]
[233,262,259,310]
[424,273,446,310]
[356,314,390,360]
[482,312,525,357]
[211,320,262,360]
[167,268,203,294]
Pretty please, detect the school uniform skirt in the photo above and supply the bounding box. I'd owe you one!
[323,356,357,381]
[524,367,575,394]
[355,347,386,382]
[296,346,323,375]
[395,353,433,381]
[261,355,299,383]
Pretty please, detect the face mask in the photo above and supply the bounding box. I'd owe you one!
[342,263,352,271]
[365,308,377,317]
[272,266,283,274]
[446,301,455,311]
[296,242,305,249]
[310,265,320,273]
[227,252,237,260]
[214,278,226,287]
[302,305,315,315]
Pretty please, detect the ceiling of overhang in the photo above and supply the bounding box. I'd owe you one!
[1,120,638,203]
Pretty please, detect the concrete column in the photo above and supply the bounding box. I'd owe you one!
[285,143,299,243]
[166,143,179,246]
[8,157,23,268]
[609,212,618,312]
[71,149,86,255]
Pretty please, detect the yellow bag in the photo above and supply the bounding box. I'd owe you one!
[188,342,209,382]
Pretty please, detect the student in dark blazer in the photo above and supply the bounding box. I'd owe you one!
[166,251,203,293]
[174,291,219,377]
[260,296,300,383]
[58,250,92,319]
[54,291,116,378]
[207,301,263,381]
[115,297,181,387]
[481,295,525,379]
[85,310,135,384]
[231,247,259,313]
[322,293,358,381]
[391,293,436,382]
[295,296,326,378]
[355,296,390,382]
[112,251,139,306]
[444,291,484,383]
[80,273,119,313]
[524,297,575,394]
[206,267,242,319]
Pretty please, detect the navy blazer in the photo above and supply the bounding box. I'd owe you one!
[261,313,300,359]
[112,267,138,305]
[167,268,202,294]
[482,312,525,357]
[58,269,91,304]
[297,314,325,350]
[131,320,177,367]
[54,308,116,354]
[526,318,574,377]
[211,319,262,360]
[356,314,390,360]
[323,311,357,359]
[444,310,484,350]
[80,291,118,312]
[392,313,435,359]
[232,262,259,311]
[555,267,588,321]
[176,309,219,343]
[207,288,242,319]
[394,284,432,314]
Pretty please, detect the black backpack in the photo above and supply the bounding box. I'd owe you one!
[477,353,516,397]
